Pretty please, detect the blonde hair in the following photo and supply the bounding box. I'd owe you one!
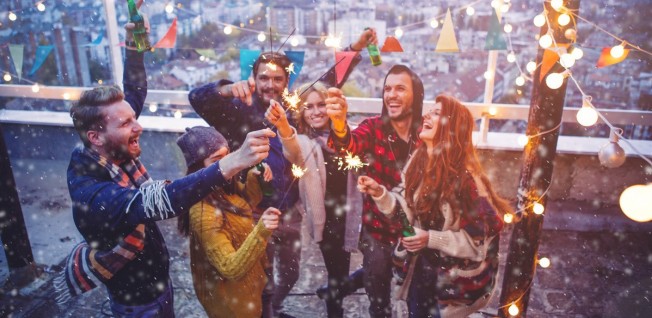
[294,81,329,135]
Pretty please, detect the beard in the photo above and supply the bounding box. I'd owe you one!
[105,138,140,163]
[390,107,413,121]
[257,87,283,104]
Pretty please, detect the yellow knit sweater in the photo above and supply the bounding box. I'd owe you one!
[189,175,271,318]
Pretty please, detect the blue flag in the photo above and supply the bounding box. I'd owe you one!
[29,45,54,76]
[240,49,261,80]
[284,50,304,89]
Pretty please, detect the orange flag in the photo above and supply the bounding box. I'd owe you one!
[539,44,569,82]
[596,47,630,68]
[154,18,177,48]
[381,36,404,52]
[334,51,358,86]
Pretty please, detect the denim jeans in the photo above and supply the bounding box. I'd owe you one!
[109,283,174,318]
[359,228,394,318]
[407,256,441,318]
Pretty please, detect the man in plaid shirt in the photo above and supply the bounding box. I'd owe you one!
[326,65,424,318]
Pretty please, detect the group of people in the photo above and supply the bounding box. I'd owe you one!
[61,20,513,318]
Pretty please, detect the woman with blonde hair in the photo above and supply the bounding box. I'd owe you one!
[357,95,513,317]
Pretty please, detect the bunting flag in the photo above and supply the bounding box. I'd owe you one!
[485,9,507,50]
[240,49,261,80]
[334,51,358,86]
[284,50,304,89]
[153,18,177,49]
[435,9,459,53]
[195,49,219,60]
[381,36,404,52]
[28,45,54,76]
[596,47,630,68]
[81,34,104,47]
[9,44,24,79]
[539,44,569,81]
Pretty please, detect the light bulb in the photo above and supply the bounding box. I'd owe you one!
[31,84,40,93]
[546,72,564,89]
[560,53,575,68]
[394,28,403,39]
[533,14,546,27]
[430,19,439,28]
[539,34,553,48]
[63,92,71,100]
[504,213,514,223]
[3,73,11,82]
[165,3,174,13]
[223,25,233,35]
[564,28,577,41]
[517,135,529,147]
[551,0,564,11]
[9,12,17,21]
[610,44,625,58]
[199,55,205,61]
[526,61,537,73]
[466,7,475,16]
[501,4,510,13]
[504,24,513,33]
[484,71,493,80]
[507,52,516,63]
[515,76,526,86]
[508,303,520,316]
[174,110,182,119]
[571,47,583,60]
[538,257,551,268]
[290,37,299,47]
[37,2,46,12]
[257,32,266,42]
[598,129,626,168]
[619,184,652,222]
[558,13,570,26]
[576,98,598,126]
[533,202,545,214]
[149,103,158,113]
[489,107,497,116]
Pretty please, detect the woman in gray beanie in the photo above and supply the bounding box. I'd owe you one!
[176,126,280,318]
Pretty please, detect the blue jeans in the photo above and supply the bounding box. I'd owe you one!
[359,229,394,318]
[109,283,174,318]
[407,256,441,318]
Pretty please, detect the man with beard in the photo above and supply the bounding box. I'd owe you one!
[325,65,424,318]
[66,25,274,316]
[189,30,375,317]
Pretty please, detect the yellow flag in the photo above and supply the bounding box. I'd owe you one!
[435,8,459,53]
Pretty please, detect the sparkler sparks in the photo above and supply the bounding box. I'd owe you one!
[291,164,307,178]
[285,63,295,75]
[282,88,301,112]
[337,152,368,171]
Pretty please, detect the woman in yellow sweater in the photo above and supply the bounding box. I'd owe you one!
[176,126,280,318]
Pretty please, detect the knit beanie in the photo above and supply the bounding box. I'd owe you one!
[176,126,229,168]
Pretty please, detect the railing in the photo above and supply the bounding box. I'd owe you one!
[1,84,651,156]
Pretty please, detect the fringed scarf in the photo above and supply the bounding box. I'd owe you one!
[54,147,170,305]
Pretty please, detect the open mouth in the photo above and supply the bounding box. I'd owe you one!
[129,137,139,148]
[423,121,433,129]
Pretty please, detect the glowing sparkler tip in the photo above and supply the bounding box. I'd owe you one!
[337,152,368,171]
[291,164,306,178]
[282,88,301,112]
[285,63,295,75]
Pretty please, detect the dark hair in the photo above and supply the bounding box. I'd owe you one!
[252,51,292,79]
[381,65,425,132]
[70,85,124,147]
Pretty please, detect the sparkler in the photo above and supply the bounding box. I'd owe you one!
[291,164,306,178]
[337,151,368,171]
[282,88,301,112]
[285,63,295,75]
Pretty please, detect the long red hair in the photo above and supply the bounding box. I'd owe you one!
[404,95,512,227]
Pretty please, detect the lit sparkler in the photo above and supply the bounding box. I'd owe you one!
[337,151,368,171]
[285,63,295,75]
[282,88,301,112]
[291,164,306,178]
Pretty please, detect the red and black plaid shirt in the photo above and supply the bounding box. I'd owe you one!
[329,117,420,245]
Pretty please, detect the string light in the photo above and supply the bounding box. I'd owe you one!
[466,6,475,16]
[526,61,537,73]
[610,43,625,58]
[508,303,520,316]
[507,52,516,63]
[504,23,513,33]
[619,184,652,222]
[598,128,626,168]
[517,135,529,147]
[174,110,182,119]
[483,71,494,80]
[62,92,71,100]
[533,202,545,214]
[430,19,439,28]
[488,107,498,116]
[3,73,12,82]
[503,213,514,224]
[576,96,598,127]
[539,33,553,48]
[564,28,577,41]
[557,13,570,26]
[570,46,584,60]
[148,103,158,113]
[559,53,575,68]
[165,3,174,13]
[501,3,510,13]
[550,0,564,12]
[545,72,565,89]
[538,257,551,268]
[394,27,404,39]
[515,76,526,86]
[31,83,40,93]
[257,32,266,42]
[223,25,233,35]
[8,12,17,21]
[533,13,545,27]
[36,2,46,12]
[290,37,299,47]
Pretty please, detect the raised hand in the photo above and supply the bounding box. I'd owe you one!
[357,175,384,198]
[218,129,276,179]
[251,162,273,182]
[325,87,349,136]
[265,99,293,138]
[220,77,256,106]
[350,28,378,51]
[261,207,281,231]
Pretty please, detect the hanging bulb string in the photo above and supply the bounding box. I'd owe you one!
[384,0,484,32]
[524,121,562,139]
[569,13,652,57]
[512,181,554,216]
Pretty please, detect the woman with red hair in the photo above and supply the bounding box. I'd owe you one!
[358,95,513,317]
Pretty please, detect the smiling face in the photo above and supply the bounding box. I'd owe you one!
[202,146,229,168]
[255,62,288,105]
[302,91,329,130]
[92,100,143,163]
[419,102,443,147]
[383,71,414,121]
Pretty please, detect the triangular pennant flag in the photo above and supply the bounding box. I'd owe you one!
[154,18,177,48]
[334,51,358,86]
[435,9,459,53]
[381,36,404,52]
[284,50,304,89]
[9,44,24,79]
[485,9,507,50]
[539,44,570,81]
[596,47,630,68]
[82,33,104,47]
[195,49,219,60]
[240,49,261,80]
[28,45,54,76]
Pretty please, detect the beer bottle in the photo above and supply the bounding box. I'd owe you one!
[365,28,382,66]
[392,206,415,284]
[256,163,275,197]
[126,0,152,52]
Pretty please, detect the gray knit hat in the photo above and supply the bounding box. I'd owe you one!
[176,126,229,167]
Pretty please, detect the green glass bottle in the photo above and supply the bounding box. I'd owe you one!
[256,163,275,197]
[399,210,416,237]
[126,0,151,52]
[392,207,415,285]
[365,27,382,66]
